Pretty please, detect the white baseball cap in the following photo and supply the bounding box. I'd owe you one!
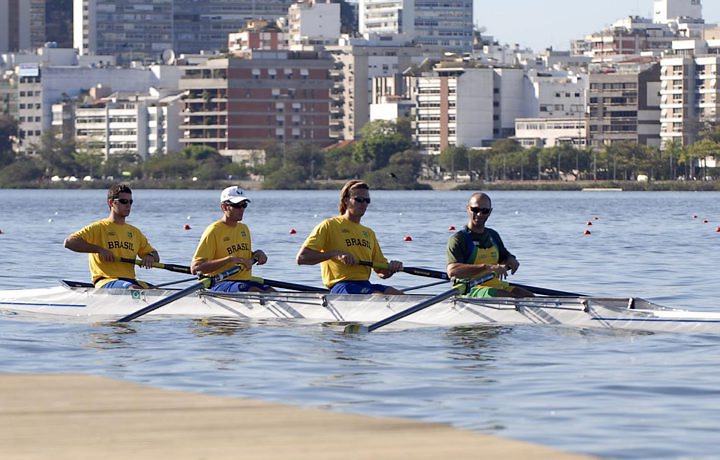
[220,186,251,204]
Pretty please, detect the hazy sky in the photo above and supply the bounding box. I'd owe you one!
[473,0,720,51]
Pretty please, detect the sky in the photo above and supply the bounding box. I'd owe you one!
[473,0,720,51]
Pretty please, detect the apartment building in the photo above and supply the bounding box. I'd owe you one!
[179,51,334,161]
[4,47,155,153]
[660,39,720,147]
[587,60,661,148]
[287,0,341,47]
[74,0,294,63]
[74,0,173,64]
[405,62,527,155]
[584,18,676,64]
[514,118,588,148]
[326,36,428,140]
[52,89,183,159]
[653,0,702,23]
[0,0,46,53]
[358,0,473,52]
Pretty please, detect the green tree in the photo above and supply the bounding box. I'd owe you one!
[684,139,719,180]
[0,115,18,167]
[101,153,141,180]
[322,144,361,179]
[438,145,470,175]
[143,151,195,179]
[32,131,78,177]
[661,139,683,180]
[73,147,104,178]
[364,150,428,189]
[353,120,411,171]
[0,156,43,185]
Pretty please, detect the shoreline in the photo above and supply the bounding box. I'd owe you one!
[0,373,593,459]
[1,179,719,192]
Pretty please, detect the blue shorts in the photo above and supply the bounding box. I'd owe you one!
[330,280,392,294]
[99,279,150,289]
[211,280,272,292]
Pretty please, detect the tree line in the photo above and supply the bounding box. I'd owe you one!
[1,114,718,188]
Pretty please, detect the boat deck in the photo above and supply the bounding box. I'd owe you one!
[0,373,592,459]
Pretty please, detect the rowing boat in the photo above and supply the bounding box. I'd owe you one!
[1,282,719,333]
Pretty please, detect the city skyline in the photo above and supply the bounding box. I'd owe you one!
[474,0,720,52]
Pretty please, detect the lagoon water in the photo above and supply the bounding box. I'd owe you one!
[1,188,719,458]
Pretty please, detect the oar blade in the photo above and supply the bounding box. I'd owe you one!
[343,323,369,334]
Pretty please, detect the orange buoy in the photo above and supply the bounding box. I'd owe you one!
[716,227,720,233]
[289,229,297,234]
[586,221,592,226]
[183,224,191,230]
[703,219,709,224]
[583,229,591,235]
[404,235,413,241]
[448,225,456,231]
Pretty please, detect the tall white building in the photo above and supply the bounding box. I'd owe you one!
[53,89,184,160]
[407,63,527,155]
[358,0,473,52]
[653,0,702,23]
[660,39,720,147]
[288,0,341,47]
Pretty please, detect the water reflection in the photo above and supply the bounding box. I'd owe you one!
[445,325,510,362]
[190,317,253,336]
[82,322,137,349]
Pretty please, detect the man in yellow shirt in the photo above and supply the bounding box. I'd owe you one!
[296,180,402,294]
[64,183,159,288]
[191,186,272,292]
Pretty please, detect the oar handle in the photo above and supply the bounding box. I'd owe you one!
[120,257,326,292]
[359,261,449,280]
[509,283,584,297]
[251,277,328,293]
[119,257,192,274]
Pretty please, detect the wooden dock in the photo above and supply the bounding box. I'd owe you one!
[0,373,593,459]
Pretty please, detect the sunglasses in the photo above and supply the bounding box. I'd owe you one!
[469,207,492,215]
[114,198,133,205]
[351,197,371,204]
[227,201,248,209]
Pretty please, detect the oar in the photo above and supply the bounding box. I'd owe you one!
[116,266,241,322]
[360,260,583,297]
[509,283,584,297]
[344,273,494,334]
[120,257,327,292]
[253,277,328,293]
[119,257,191,274]
[359,260,449,280]
[401,279,449,292]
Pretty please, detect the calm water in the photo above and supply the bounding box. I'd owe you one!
[1,188,719,458]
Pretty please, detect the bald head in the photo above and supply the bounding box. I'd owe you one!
[468,192,491,207]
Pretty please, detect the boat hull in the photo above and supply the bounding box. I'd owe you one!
[1,286,720,334]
